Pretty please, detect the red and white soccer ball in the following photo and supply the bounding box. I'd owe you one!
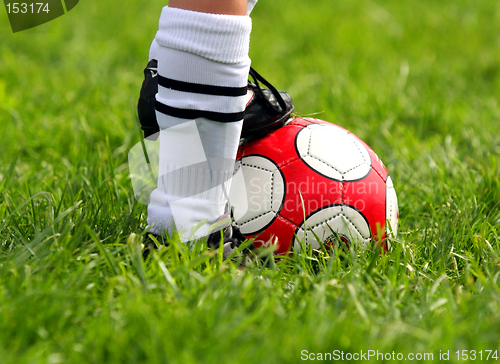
[228,117,398,255]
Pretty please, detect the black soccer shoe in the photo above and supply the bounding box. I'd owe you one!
[207,219,255,263]
[241,67,294,142]
[137,59,160,140]
[142,232,168,260]
[137,60,294,141]
[142,222,254,264]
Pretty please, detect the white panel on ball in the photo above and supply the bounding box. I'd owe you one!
[229,155,285,235]
[295,124,371,181]
[293,205,371,251]
[385,176,399,238]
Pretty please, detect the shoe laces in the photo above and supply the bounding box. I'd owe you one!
[248,67,288,115]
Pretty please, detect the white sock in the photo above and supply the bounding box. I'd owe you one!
[147,6,252,242]
[148,1,257,60]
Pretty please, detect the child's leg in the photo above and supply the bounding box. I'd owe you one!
[169,0,247,16]
[147,2,252,242]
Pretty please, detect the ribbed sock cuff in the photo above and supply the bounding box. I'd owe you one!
[155,6,252,64]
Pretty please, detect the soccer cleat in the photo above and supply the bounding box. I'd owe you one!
[142,223,254,264]
[138,59,160,140]
[207,220,251,259]
[142,232,168,260]
[137,60,294,141]
[141,209,251,261]
[241,67,294,142]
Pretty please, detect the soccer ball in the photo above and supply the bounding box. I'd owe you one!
[228,117,398,255]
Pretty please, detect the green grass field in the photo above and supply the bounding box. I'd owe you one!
[1,0,500,362]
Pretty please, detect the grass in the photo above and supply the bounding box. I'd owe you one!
[1,0,500,362]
